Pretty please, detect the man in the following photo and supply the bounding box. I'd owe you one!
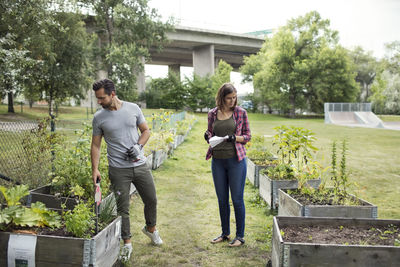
[90,79,162,262]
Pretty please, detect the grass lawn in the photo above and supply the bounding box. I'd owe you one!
[1,105,399,265]
[247,113,400,219]
[129,118,273,266]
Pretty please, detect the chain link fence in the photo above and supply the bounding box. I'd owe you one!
[0,120,53,188]
[0,111,188,188]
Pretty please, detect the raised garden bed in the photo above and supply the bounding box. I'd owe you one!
[271,216,400,267]
[278,189,378,218]
[28,185,116,213]
[0,216,121,267]
[259,173,321,209]
[246,158,268,188]
[173,135,185,149]
[152,149,168,170]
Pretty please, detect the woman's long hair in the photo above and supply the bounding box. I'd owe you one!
[215,83,237,111]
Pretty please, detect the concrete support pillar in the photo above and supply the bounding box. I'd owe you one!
[193,45,214,77]
[136,56,146,94]
[168,64,181,80]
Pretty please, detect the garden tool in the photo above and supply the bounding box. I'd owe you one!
[209,135,228,148]
[94,178,102,234]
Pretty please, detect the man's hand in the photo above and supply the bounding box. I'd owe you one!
[132,143,142,157]
[92,169,101,184]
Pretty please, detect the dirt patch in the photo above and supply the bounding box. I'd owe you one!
[286,189,368,206]
[281,224,400,246]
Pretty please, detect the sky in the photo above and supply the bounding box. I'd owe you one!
[145,0,400,95]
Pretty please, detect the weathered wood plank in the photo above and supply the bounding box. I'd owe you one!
[272,216,400,267]
[278,189,377,218]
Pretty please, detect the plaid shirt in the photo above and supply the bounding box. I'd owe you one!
[205,106,251,161]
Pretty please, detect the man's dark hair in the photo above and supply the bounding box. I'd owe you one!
[92,79,116,95]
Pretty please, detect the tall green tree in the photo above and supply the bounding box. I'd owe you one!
[241,11,358,117]
[143,71,187,110]
[0,0,49,112]
[27,4,93,116]
[0,35,36,112]
[185,74,213,112]
[349,46,379,101]
[84,0,173,102]
[369,42,400,114]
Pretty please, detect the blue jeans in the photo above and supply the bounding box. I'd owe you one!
[211,157,247,238]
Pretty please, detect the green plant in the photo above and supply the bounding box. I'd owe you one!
[330,140,352,204]
[272,125,318,170]
[262,162,296,180]
[64,201,94,238]
[51,123,110,200]
[0,185,61,231]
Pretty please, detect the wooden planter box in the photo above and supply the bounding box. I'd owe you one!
[0,216,121,267]
[259,173,321,209]
[28,185,116,213]
[173,135,185,149]
[271,216,400,267]
[246,158,268,188]
[278,189,378,218]
[152,149,168,170]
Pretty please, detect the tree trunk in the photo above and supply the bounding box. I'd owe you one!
[7,91,15,113]
[29,100,34,108]
[105,6,114,76]
[289,94,296,118]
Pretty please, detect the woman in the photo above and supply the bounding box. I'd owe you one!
[204,83,251,247]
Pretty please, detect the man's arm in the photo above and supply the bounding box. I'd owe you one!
[91,135,103,184]
[137,122,150,146]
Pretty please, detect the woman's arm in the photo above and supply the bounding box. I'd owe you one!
[236,109,251,144]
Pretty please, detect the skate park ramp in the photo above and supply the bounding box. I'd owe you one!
[326,111,384,128]
[324,103,400,130]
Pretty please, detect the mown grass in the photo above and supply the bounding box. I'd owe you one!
[129,119,273,266]
[2,105,399,265]
[247,113,400,219]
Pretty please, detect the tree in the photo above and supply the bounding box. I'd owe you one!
[0,0,49,112]
[369,41,400,114]
[185,74,213,112]
[143,71,187,110]
[0,35,36,112]
[349,46,379,101]
[209,59,233,106]
[241,11,358,117]
[27,4,93,116]
[84,0,173,102]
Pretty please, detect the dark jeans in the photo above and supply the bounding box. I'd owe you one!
[211,157,247,238]
[109,161,157,240]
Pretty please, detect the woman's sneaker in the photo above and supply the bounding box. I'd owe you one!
[119,243,132,262]
[142,226,163,245]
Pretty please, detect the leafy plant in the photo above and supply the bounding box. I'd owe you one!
[51,123,110,201]
[272,125,318,170]
[64,202,94,238]
[0,185,61,231]
[246,134,277,165]
[262,162,296,180]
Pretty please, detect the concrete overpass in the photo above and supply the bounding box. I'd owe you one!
[86,25,264,107]
[134,25,264,92]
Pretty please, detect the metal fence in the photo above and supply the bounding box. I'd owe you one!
[0,121,53,188]
[1,111,187,188]
[324,103,372,112]
[150,111,186,131]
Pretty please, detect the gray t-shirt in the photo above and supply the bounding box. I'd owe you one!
[92,101,147,168]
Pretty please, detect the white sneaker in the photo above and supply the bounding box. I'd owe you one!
[142,226,163,245]
[119,243,132,262]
